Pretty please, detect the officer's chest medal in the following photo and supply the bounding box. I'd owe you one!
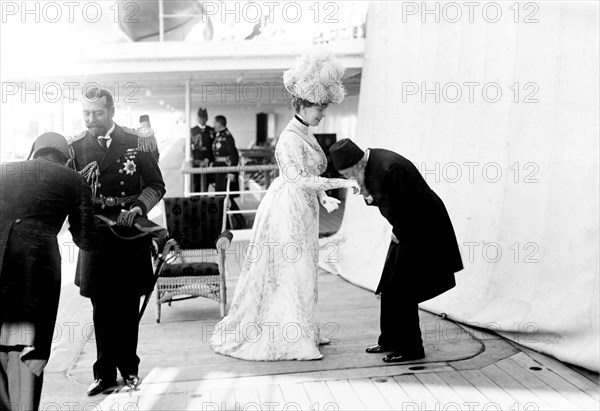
[121,149,138,175]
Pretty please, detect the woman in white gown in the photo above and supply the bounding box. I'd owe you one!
[210,53,359,361]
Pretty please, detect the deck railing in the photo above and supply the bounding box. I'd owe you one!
[180,163,280,229]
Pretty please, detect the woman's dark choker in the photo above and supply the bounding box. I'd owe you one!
[294,115,310,127]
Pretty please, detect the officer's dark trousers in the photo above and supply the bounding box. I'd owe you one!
[377,292,424,353]
[91,295,140,381]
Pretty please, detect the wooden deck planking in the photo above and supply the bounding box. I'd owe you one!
[187,379,213,410]
[416,372,469,406]
[256,384,286,409]
[348,377,393,410]
[208,387,238,411]
[233,385,262,409]
[514,345,600,401]
[59,252,600,410]
[393,374,440,409]
[187,395,213,411]
[326,379,367,410]
[147,393,189,410]
[458,369,522,408]
[481,363,556,409]
[279,381,314,410]
[496,357,587,410]
[302,381,338,409]
[436,371,492,407]
[370,377,416,410]
[135,395,160,410]
[509,352,599,410]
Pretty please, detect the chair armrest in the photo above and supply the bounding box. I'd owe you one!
[216,230,233,250]
[153,237,180,260]
[152,236,169,257]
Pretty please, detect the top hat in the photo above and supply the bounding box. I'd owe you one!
[139,114,150,123]
[330,139,365,171]
[30,132,70,160]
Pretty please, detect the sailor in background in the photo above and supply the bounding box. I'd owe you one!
[212,115,245,229]
[69,87,166,396]
[190,107,215,192]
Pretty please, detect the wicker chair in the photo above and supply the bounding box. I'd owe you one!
[154,196,233,322]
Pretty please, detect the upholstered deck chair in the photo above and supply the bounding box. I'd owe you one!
[154,196,233,322]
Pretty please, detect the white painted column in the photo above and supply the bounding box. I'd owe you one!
[184,78,192,196]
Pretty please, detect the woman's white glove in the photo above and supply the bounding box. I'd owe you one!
[320,195,341,213]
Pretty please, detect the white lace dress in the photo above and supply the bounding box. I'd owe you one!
[210,117,349,361]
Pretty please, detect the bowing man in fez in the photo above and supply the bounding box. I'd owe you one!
[69,87,166,396]
[330,139,463,363]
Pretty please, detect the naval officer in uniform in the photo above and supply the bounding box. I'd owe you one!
[212,115,245,229]
[69,87,166,396]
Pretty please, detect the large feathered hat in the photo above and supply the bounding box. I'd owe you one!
[283,51,347,105]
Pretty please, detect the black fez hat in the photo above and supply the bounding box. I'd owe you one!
[28,132,70,161]
[139,114,150,122]
[330,139,365,171]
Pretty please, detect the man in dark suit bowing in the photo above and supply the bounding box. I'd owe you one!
[330,139,463,363]
[1,133,98,410]
[69,87,166,395]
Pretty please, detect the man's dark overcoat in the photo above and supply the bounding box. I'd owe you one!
[0,159,97,359]
[364,149,463,302]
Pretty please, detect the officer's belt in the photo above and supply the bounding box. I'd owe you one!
[93,195,138,207]
[214,156,230,162]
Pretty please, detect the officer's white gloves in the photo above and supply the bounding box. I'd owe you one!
[117,206,142,227]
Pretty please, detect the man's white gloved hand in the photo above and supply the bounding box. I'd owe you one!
[117,206,142,227]
[321,196,341,213]
[391,232,399,244]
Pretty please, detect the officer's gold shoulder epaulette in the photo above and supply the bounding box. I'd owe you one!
[68,130,87,145]
[133,126,157,153]
[121,126,139,136]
